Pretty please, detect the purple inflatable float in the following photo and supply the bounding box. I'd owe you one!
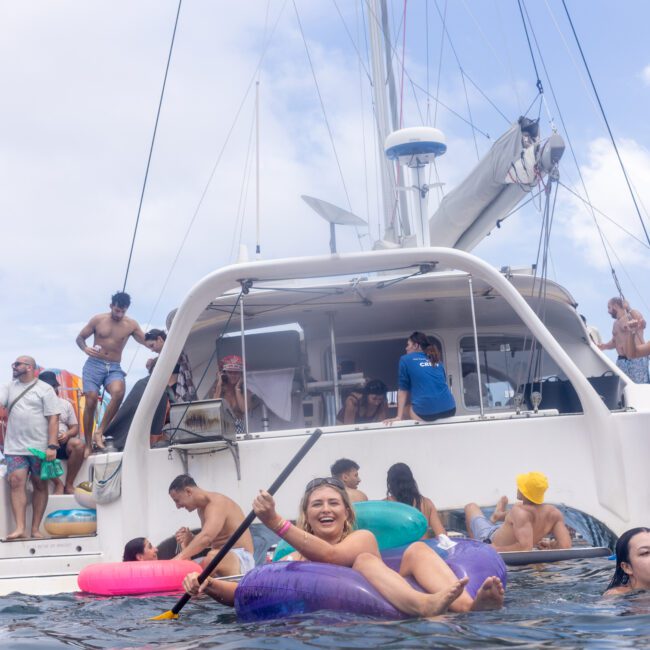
[235,538,507,622]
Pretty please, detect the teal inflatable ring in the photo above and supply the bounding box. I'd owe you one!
[273,500,427,561]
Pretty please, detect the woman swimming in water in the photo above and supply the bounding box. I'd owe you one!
[183,477,504,615]
[604,527,650,595]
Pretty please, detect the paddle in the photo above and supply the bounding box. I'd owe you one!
[151,428,322,620]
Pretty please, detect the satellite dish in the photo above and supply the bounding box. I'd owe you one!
[301,195,367,253]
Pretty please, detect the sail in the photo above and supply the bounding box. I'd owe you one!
[429,117,562,252]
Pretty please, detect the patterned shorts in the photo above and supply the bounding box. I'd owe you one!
[617,356,650,384]
[5,454,42,477]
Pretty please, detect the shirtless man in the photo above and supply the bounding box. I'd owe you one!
[168,474,255,577]
[464,471,571,552]
[597,297,649,384]
[76,292,147,451]
[330,458,368,503]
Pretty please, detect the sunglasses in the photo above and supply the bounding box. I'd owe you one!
[12,362,30,368]
[305,476,346,492]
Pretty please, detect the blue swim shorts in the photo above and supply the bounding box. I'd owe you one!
[5,454,43,477]
[82,357,126,394]
[469,514,502,543]
[616,356,650,384]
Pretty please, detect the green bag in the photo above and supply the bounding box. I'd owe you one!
[27,447,65,481]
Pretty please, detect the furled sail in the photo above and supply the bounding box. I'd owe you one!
[429,117,564,252]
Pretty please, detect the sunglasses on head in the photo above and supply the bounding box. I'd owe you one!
[305,476,346,492]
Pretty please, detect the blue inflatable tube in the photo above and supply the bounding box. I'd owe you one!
[235,538,507,621]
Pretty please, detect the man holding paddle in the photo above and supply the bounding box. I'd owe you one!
[168,474,255,576]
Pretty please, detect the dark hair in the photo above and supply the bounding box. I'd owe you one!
[387,462,422,510]
[364,379,387,396]
[123,537,146,562]
[111,291,131,309]
[330,458,360,477]
[169,474,197,492]
[606,527,650,591]
[145,328,167,342]
[408,331,440,364]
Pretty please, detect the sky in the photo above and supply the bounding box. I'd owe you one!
[1,0,649,388]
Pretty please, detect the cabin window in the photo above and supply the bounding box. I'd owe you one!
[459,335,562,410]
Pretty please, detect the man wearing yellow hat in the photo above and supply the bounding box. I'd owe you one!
[464,472,572,552]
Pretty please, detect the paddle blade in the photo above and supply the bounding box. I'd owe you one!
[150,610,179,621]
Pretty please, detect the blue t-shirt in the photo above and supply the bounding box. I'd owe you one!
[398,351,455,416]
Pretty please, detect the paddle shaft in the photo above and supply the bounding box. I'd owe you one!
[168,428,322,616]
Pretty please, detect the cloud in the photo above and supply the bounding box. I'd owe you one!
[642,65,650,86]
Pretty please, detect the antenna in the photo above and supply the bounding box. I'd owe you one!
[301,195,367,254]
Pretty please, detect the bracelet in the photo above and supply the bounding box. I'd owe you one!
[47,444,59,450]
[276,520,292,537]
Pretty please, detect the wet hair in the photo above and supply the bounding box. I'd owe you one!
[387,462,423,511]
[145,328,167,342]
[296,480,356,540]
[408,331,441,364]
[364,379,387,396]
[330,458,360,477]
[123,537,146,562]
[606,527,650,591]
[168,474,197,492]
[111,291,131,309]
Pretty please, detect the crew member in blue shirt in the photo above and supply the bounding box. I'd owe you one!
[385,331,456,423]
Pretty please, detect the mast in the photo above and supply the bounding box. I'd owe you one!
[367,0,400,243]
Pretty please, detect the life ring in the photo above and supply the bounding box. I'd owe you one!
[77,559,203,596]
[273,500,427,561]
[44,509,97,536]
[236,538,506,621]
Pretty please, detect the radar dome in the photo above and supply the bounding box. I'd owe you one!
[385,126,446,166]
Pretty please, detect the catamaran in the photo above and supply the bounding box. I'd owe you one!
[0,0,647,595]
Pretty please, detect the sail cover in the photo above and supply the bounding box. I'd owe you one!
[429,118,539,252]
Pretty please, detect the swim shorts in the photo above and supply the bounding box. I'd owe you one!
[469,514,502,543]
[415,407,457,421]
[82,357,126,394]
[5,454,42,477]
[232,547,255,574]
[616,356,650,384]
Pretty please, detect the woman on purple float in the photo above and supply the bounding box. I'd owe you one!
[385,331,455,424]
[183,477,504,615]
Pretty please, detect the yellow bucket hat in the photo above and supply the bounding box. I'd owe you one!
[516,471,549,504]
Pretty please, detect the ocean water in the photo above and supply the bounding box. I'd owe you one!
[2,557,649,649]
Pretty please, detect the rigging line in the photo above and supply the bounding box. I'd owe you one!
[122,0,183,293]
[331,0,372,83]
[363,0,492,138]
[516,0,543,94]
[292,1,354,216]
[557,182,650,250]
[520,3,644,296]
[228,101,257,262]
[432,0,479,158]
[398,0,407,128]
[560,0,650,248]
[425,0,430,123]
[130,1,288,348]
[433,0,446,126]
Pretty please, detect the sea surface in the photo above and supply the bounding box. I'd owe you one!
[2,556,649,649]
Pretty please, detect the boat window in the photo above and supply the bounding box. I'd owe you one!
[459,335,563,410]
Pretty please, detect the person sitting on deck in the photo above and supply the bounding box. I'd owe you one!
[211,355,255,434]
[384,331,455,424]
[182,476,504,614]
[123,537,159,562]
[38,371,84,495]
[168,474,255,577]
[384,462,446,538]
[464,471,572,552]
[604,527,650,595]
[330,458,368,503]
[337,379,389,425]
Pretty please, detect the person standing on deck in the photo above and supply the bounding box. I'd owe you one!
[0,356,60,539]
[76,291,147,452]
[597,297,649,383]
[38,371,84,495]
